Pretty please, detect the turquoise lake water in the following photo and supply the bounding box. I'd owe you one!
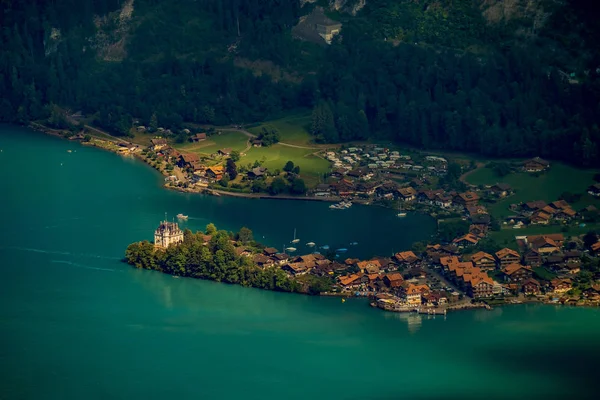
[1,125,599,399]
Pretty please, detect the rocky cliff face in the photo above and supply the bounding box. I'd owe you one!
[300,0,366,15]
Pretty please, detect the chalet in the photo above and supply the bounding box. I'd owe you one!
[550,200,570,210]
[454,192,480,207]
[347,168,367,179]
[253,254,273,268]
[467,275,495,298]
[495,248,521,267]
[523,157,550,172]
[178,153,201,169]
[527,233,564,249]
[502,264,533,282]
[470,251,496,271]
[490,183,512,197]
[217,148,232,157]
[587,183,600,197]
[331,168,346,178]
[150,138,168,151]
[398,187,417,201]
[234,247,252,257]
[550,278,572,294]
[439,256,460,271]
[263,247,278,256]
[583,287,600,302]
[271,253,290,265]
[356,182,377,196]
[530,210,551,225]
[529,236,561,254]
[252,139,263,147]
[452,233,479,248]
[338,273,363,289]
[435,196,453,209]
[206,166,224,180]
[554,207,577,221]
[522,201,548,213]
[522,278,541,295]
[466,205,488,217]
[564,263,581,275]
[591,241,600,255]
[191,133,207,142]
[564,250,581,263]
[357,259,381,274]
[376,181,399,198]
[248,167,267,179]
[394,251,419,264]
[523,249,542,267]
[282,262,309,276]
[469,224,488,238]
[383,273,404,289]
[405,284,430,305]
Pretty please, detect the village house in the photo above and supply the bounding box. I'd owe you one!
[398,187,417,202]
[383,273,404,290]
[282,262,309,276]
[178,153,201,169]
[523,249,542,267]
[587,183,600,197]
[467,274,495,298]
[490,183,512,197]
[206,166,224,181]
[530,210,552,225]
[150,138,168,151]
[550,278,572,294]
[454,192,480,208]
[405,284,430,306]
[338,273,363,289]
[522,278,541,295]
[234,247,252,257]
[591,241,600,255]
[554,207,577,221]
[452,233,480,248]
[502,264,533,282]
[470,251,496,271]
[263,247,278,256]
[528,235,561,254]
[248,167,267,179]
[521,200,548,213]
[271,253,290,265]
[191,133,207,142]
[523,157,550,172]
[495,248,521,267]
[253,254,274,268]
[217,148,232,157]
[252,139,262,147]
[357,259,382,274]
[469,224,489,238]
[394,251,419,264]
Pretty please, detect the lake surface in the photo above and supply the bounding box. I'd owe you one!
[1,125,599,399]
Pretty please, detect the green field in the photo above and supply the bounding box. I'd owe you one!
[466,163,600,218]
[176,131,249,155]
[238,144,330,186]
[489,223,600,249]
[247,113,316,146]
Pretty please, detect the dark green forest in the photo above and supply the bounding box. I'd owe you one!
[2,0,600,166]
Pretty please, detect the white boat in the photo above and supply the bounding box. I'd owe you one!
[306,242,316,247]
[176,214,188,220]
[285,247,297,252]
[397,213,407,217]
[291,228,300,243]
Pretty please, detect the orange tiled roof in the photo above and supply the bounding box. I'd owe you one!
[471,251,494,263]
[503,263,531,275]
[496,248,520,259]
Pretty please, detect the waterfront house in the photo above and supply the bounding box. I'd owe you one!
[470,251,496,271]
[153,220,184,249]
[454,192,480,208]
[550,278,572,294]
[234,247,252,257]
[206,166,224,181]
[405,284,430,306]
[398,187,417,201]
[466,274,495,298]
[253,254,273,267]
[271,253,290,265]
[357,259,382,274]
[338,273,363,289]
[522,278,541,295]
[502,264,533,282]
[282,262,309,276]
[191,133,207,142]
[151,138,168,151]
[495,248,521,267]
[523,157,550,172]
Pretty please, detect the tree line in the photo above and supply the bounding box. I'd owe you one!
[2,0,600,167]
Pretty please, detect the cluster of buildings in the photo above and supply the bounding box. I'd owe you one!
[512,199,579,226]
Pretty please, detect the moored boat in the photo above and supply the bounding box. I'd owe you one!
[336,248,348,253]
[285,247,297,252]
[177,213,188,220]
[397,213,407,217]
[321,245,330,250]
[306,242,316,247]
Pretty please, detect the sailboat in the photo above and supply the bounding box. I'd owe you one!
[291,228,300,244]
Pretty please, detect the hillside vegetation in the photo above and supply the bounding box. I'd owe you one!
[2,0,600,167]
